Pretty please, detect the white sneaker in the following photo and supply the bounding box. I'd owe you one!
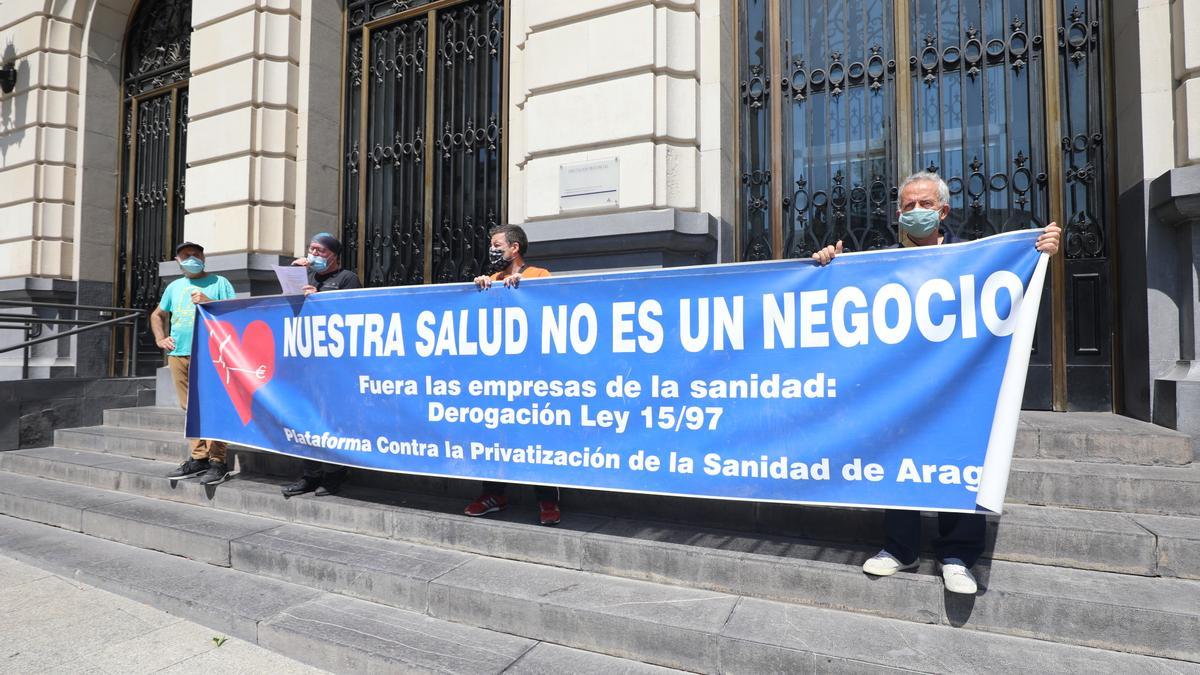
[940,558,978,594]
[862,550,919,576]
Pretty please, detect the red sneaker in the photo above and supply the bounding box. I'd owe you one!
[464,494,507,517]
[538,501,561,526]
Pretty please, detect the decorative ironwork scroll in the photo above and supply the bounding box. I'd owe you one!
[363,18,428,286]
[738,0,774,261]
[172,89,189,256]
[128,93,173,315]
[430,0,504,283]
[342,34,364,275]
[782,0,898,257]
[124,0,192,97]
[1057,0,1106,261]
[344,0,505,287]
[1055,0,1113,409]
[348,0,439,28]
[908,0,1050,242]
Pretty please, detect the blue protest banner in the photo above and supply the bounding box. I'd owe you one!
[187,229,1047,513]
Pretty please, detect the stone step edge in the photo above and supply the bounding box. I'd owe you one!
[0,446,1181,575]
[77,419,1200,468]
[2,461,1198,664]
[0,514,681,675]
[0,513,1196,673]
[0,448,1191,586]
[46,428,1200,517]
[4,443,1195,579]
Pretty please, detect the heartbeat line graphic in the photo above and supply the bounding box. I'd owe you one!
[213,332,268,383]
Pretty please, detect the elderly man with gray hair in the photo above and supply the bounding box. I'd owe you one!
[813,170,1061,594]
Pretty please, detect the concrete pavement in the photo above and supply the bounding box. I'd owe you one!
[0,553,325,674]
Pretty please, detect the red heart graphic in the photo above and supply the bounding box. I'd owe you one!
[206,319,275,425]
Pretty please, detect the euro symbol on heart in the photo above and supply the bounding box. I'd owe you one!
[205,319,275,425]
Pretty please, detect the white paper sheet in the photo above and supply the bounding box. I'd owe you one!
[273,265,310,295]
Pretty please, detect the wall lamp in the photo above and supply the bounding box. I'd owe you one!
[0,62,16,94]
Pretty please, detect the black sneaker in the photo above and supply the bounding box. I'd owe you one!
[197,461,229,485]
[315,469,349,496]
[281,476,320,497]
[167,458,209,479]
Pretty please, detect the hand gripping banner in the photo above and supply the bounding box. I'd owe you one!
[188,230,1048,514]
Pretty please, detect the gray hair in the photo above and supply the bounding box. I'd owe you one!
[898,171,950,206]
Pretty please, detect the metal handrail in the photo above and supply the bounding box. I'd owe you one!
[0,300,146,378]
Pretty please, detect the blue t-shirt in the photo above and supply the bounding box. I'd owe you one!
[157,275,236,356]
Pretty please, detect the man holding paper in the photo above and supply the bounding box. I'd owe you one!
[280,232,362,497]
[813,171,1061,594]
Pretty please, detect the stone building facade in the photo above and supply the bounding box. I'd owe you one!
[0,0,1196,441]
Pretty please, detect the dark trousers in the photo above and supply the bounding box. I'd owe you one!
[883,509,986,568]
[301,460,348,481]
[482,481,559,504]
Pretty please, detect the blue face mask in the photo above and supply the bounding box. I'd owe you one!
[308,254,329,273]
[179,257,205,274]
[898,207,942,238]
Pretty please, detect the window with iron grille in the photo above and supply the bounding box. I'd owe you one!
[737,0,1114,410]
[342,0,506,287]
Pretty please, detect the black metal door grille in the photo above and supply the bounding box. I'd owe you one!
[117,0,191,376]
[738,0,1115,411]
[344,0,505,287]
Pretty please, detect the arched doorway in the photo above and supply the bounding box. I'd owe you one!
[115,0,192,375]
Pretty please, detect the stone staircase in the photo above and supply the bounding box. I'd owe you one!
[0,405,1197,673]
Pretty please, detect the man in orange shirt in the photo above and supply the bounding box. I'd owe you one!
[464,225,560,525]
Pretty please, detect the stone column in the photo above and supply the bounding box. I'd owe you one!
[1145,0,1200,451]
[1149,167,1200,450]
[170,0,305,294]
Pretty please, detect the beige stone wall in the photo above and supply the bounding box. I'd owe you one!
[186,0,302,256]
[1173,0,1200,167]
[1114,0,1169,192]
[507,0,734,226]
[293,0,344,252]
[0,0,84,280]
[0,0,736,283]
[0,0,341,284]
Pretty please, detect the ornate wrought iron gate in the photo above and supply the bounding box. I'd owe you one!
[343,0,506,287]
[738,0,1114,411]
[117,0,192,376]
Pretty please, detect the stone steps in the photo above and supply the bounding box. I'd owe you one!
[1,462,1198,665]
[50,422,1200,557]
[105,407,1198,465]
[1008,457,1200,516]
[0,482,1195,667]
[77,416,1200,520]
[0,514,669,674]
[7,442,1199,580]
[1016,410,1194,465]
[1,405,1192,670]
